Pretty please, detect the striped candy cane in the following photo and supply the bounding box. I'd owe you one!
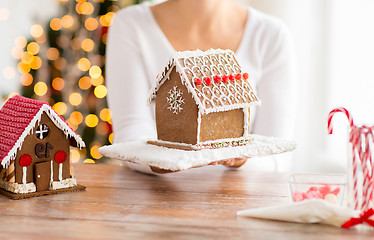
[327,107,354,134]
[328,108,359,209]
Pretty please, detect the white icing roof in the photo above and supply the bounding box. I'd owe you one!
[148,49,260,114]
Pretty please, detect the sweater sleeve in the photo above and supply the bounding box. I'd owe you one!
[251,22,298,139]
[106,10,157,143]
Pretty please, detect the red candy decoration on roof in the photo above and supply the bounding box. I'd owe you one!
[194,78,202,86]
[55,150,67,164]
[235,73,242,80]
[229,74,234,81]
[213,75,221,83]
[20,154,32,167]
[243,72,249,80]
[205,77,212,85]
[222,75,229,83]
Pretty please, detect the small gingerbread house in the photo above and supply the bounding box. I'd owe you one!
[0,95,85,197]
[148,49,260,150]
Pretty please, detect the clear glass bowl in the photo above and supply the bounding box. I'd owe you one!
[288,173,346,205]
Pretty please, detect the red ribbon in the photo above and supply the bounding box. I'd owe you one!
[341,208,374,229]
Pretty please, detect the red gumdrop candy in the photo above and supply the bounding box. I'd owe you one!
[235,73,242,80]
[243,72,249,79]
[293,191,305,202]
[307,186,319,192]
[194,78,202,85]
[228,74,234,81]
[331,187,340,195]
[319,185,332,197]
[205,77,212,85]
[213,75,221,83]
[222,75,229,83]
[306,190,323,199]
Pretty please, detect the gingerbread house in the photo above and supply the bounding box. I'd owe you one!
[0,95,85,198]
[148,49,260,150]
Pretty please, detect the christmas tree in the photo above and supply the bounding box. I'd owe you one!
[15,0,149,163]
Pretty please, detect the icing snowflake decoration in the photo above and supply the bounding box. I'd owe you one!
[167,86,185,114]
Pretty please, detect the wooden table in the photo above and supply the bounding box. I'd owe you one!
[0,163,372,239]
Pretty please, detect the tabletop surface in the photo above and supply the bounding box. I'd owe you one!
[0,162,372,240]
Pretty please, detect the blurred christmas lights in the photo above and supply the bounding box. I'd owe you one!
[10,0,136,163]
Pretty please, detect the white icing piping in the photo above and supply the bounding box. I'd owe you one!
[59,163,62,181]
[22,167,27,185]
[1,104,85,168]
[197,111,202,143]
[50,160,53,185]
[243,107,249,138]
[147,49,260,115]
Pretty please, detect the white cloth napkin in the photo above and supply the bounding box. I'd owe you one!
[237,199,359,227]
[98,134,297,171]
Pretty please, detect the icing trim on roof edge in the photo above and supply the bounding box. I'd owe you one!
[1,103,85,168]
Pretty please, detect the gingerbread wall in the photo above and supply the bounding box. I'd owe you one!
[199,108,247,142]
[14,113,70,184]
[156,67,199,144]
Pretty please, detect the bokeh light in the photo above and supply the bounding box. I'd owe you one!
[76,2,94,15]
[91,75,104,86]
[20,73,33,86]
[77,58,91,71]
[53,102,68,115]
[85,17,98,31]
[99,12,115,27]
[81,38,94,52]
[30,56,42,70]
[89,65,101,78]
[96,122,110,135]
[14,36,27,48]
[52,77,65,90]
[94,85,107,98]
[34,82,48,96]
[11,47,23,59]
[61,15,74,28]
[85,114,99,128]
[21,52,33,64]
[99,108,111,122]
[46,48,59,60]
[17,62,30,74]
[0,8,10,21]
[70,111,84,125]
[70,149,81,163]
[90,145,102,159]
[54,57,67,70]
[3,67,16,79]
[78,76,91,90]
[30,24,44,38]
[83,159,95,164]
[108,133,113,144]
[71,37,81,50]
[69,92,83,106]
[27,42,40,55]
[50,18,63,31]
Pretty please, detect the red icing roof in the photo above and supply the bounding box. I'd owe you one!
[0,96,46,162]
[0,95,85,166]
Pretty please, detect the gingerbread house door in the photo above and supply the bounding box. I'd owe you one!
[34,161,51,191]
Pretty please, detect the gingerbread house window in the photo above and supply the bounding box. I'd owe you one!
[36,124,49,139]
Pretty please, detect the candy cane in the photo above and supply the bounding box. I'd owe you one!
[327,107,354,134]
[363,129,374,210]
[328,108,358,209]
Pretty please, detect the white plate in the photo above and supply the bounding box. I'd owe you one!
[98,134,297,171]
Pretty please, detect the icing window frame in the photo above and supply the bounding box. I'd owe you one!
[35,124,50,140]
